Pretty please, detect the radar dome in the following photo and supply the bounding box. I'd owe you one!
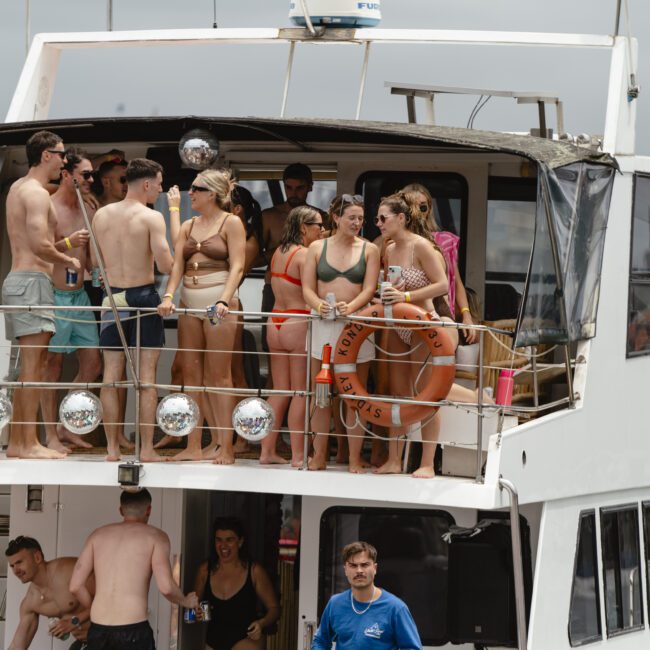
[289,0,381,28]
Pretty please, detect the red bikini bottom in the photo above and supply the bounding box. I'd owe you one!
[270,309,310,330]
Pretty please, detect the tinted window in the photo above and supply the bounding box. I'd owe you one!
[486,177,537,294]
[627,175,650,357]
[319,507,454,646]
[356,172,468,271]
[642,503,650,624]
[600,505,643,636]
[568,511,602,646]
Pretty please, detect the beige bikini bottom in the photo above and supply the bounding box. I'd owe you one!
[180,271,237,320]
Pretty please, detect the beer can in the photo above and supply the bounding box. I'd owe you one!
[184,607,196,624]
[65,268,78,287]
[47,617,70,640]
[91,267,101,287]
[325,292,337,320]
[380,281,392,300]
[199,601,212,622]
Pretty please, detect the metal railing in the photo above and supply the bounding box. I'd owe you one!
[0,302,575,480]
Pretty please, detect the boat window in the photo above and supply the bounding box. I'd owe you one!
[627,174,650,357]
[600,505,644,637]
[641,502,650,625]
[486,177,536,318]
[356,172,468,271]
[318,506,455,646]
[568,510,602,646]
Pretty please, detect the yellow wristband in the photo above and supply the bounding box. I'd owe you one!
[64,237,72,250]
[404,291,411,303]
[169,207,180,213]
[461,307,471,315]
[163,293,174,300]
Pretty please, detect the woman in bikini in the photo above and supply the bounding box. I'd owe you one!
[373,192,455,478]
[261,206,324,466]
[194,517,280,650]
[158,169,246,464]
[402,183,478,344]
[303,194,380,472]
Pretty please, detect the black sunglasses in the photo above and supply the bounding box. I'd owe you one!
[305,221,325,229]
[80,171,94,180]
[374,214,390,225]
[190,184,210,193]
[419,203,429,213]
[48,149,66,159]
[119,176,127,184]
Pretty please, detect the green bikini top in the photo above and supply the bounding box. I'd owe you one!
[317,239,367,284]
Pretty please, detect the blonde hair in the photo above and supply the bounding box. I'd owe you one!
[197,168,236,210]
[402,183,437,231]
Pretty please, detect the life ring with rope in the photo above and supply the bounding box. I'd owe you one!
[333,303,456,427]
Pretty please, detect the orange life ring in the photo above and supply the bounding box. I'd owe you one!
[333,303,456,427]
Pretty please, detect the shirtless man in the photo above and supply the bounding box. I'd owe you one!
[260,163,324,350]
[94,157,128,208]
[70,489,198,649]
[6,535,93,649]
[2,130,81,459]
[92,158,173,462]
[40,148,103,454]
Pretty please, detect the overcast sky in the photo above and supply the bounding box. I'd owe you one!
[0,0,648,152]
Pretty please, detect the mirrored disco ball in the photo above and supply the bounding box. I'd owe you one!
[59,390,103,435]
[0,393,12,429]
[156,393,199,437]
[178,129,219,170]
[232,397,275,443]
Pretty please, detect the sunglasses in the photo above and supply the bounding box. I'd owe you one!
[419,203,429,213]
[48,149,66,159]
[305,221,325,229]
[119,176,127,184]
[80,171,94,181]
[338,193,364,218]
[374,214,392,225]
[190,184,210,193]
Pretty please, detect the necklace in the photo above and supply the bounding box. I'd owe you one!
[350,586,376,615]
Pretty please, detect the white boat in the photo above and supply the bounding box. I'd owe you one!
[0,3,647,648]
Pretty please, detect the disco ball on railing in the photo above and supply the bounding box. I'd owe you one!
[232,397,274,443]
[59,390,103,435]
[0,393,12,429]
[156,393,199,437]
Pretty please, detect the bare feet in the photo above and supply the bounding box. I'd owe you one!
[140,449,169,463]
[57,425,93,449]
[201,445,220,460]
[308,454,327,471]
[118,435,135,450]
[105,444,122,462]
[373,460,402,475]
[291,457,305,468]
[45,436,71,455]
[171,447,205,462]
[233,436,250,454]
[259,453,289,465]
[412,465,435,479]
[213,448,235,465]
[348,462,366,474]
[7,443,67,460]
[154,434,177,449]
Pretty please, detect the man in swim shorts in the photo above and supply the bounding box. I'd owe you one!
[40,148,103,454]
[2,130,81,459]
[6,535,93,648]
[70,489,198,650]
[92,158,173,461]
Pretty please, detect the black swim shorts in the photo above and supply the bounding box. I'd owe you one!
[87,620,155,650]
[99,283,165,350]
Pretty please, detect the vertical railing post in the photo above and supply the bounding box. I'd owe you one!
[499,478,528,650]
[134,310,141,462]
[475,327,485,482]
[564,344,575,408]
[301,318,313,470]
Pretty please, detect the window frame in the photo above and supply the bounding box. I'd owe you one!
[599,503,645,638]
[317,505,456,647]
[567,509,603,647]
[626,173,650,358]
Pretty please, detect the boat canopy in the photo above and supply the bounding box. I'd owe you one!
[0,116,617,346]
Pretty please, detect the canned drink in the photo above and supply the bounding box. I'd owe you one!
[91,267,101,287]
[184,607,196,624]
[65,268,78,287]
[325,292,337,320]
[380,281,392,301]
[48,618,70,640]
[200,601,212,622]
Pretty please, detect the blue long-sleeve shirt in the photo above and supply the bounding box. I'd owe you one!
[312,589,422,650]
